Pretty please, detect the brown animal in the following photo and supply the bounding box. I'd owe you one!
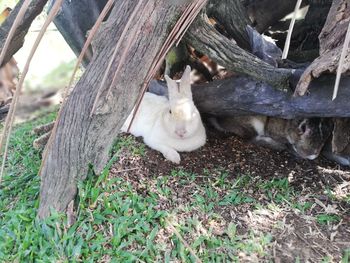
[0,58,18,107]
[211,115,333,160]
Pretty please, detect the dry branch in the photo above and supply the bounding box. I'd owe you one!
[295,0,350,96]
[149,74,350,118]
[0,0,64,181]
[185,12,293,89]
[0,0,48,66]
[207,0,252,49]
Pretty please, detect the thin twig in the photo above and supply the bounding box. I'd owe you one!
[113,167,138,173]
[0,0,64,182]
[332,21,350,100]
[282,0,302,59]
[90,0,145,116]
[0,0,32,66]
[0,0,32,156]
[165,218,202,263]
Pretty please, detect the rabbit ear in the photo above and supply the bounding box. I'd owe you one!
[180,65,192,98]
[165,75,180,101]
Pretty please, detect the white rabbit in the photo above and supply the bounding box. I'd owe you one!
[121,65,206,163]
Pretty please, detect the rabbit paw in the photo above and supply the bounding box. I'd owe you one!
[163,149,181,164]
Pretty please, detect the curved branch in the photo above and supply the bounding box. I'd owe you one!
[207,0,252,49]
[0,0,48,66]
[185,13,293,89]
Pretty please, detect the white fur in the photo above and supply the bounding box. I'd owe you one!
[249,117,265,136]
[121,66,206,164]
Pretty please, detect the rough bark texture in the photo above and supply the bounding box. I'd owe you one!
[0,0,48,66]
[186,13,294,89]
[319,0,348,53]
[207,0,252,49]
[295,0,350,96]
[149,74,350,118]
[38,0,192,218]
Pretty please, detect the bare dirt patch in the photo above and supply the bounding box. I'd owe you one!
[110,128,350,262]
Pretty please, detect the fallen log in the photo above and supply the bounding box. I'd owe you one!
[149,74,350,118]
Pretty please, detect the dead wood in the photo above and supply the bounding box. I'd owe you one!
[295,0,350,96]
[207,0,252,49]
[0,0,48,66]
[149,74,350,118]
[38,0,198,218]
[185,12,294,89]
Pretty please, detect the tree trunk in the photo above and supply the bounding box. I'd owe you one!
[38,0,193,218]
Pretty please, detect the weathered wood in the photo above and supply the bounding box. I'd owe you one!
[295,0,350,96]
[149,74,350,118]
[38,0,193,218]
[0,0,48,66]
[207,0,252,49]
[186,12,294,89]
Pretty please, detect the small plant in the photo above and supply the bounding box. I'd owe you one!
[316,214,341,225]
[259,178,294,203]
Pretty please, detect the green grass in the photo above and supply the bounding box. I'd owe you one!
[0,112,349,262]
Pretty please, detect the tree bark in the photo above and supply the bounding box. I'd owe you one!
[207,0,252,49]
[295,0,350,96]
[0,0,48,66]
[38,0,193,218]
[149,74,350,118]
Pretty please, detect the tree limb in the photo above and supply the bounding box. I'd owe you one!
[207,0,252,49]
[149,74,350,118]
[185,12,294,89]
[294,0,349,96]
[0,0,48,66]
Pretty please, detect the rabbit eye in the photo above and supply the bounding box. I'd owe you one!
[169,110,172,114]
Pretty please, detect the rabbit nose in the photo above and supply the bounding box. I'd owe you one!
[176,129,186,138]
